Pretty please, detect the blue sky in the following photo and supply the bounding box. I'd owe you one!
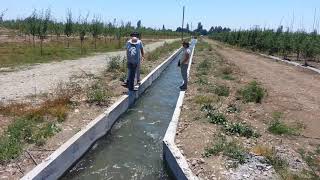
[2,0,320,31]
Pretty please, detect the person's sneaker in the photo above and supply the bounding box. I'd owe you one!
[180,86,187,91]
[121,82,128,88]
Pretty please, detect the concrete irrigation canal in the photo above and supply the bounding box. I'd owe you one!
[60,41,196,180]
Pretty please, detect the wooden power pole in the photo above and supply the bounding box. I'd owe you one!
[182,6,185,41]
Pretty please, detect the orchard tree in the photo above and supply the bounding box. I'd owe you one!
[53,21,63,40]
[37,9,51,56]
[64,9,73,48]
[78,14,88,54]
[27,10,38,47]
[90,16,103,49]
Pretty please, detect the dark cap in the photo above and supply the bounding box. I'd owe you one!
[130,32,140,37]
[182,41,190,47]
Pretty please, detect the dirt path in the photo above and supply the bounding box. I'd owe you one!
[0,39,177,103]
[209,39,320,139]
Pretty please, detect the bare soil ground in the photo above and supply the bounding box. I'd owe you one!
[176,39,320,179]
[0,42,180,179]
[214,41,320,139]
[0,39,177,103]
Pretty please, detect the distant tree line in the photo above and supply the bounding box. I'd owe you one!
[0,8,183,55]
[176,22,231,36]
[210,26,320,65]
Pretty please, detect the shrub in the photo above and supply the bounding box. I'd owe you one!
[239,81,265,103]
[214,84,230,97]
[207,111,227,125]
[267,112,300,135]
[224,122,260,138]
[87,82,110,105]
[107,56,121,72]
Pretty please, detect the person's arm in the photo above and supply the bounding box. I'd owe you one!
[140,41,145,61]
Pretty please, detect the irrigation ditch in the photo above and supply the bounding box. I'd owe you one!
[22,39,197,180]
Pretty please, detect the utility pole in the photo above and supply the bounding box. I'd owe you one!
[191,22,193,37]
[181,6,185,41]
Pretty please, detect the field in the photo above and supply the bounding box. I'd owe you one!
[0,27,176,68]
[176,38,320,179]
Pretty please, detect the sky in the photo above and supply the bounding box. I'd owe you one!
[2,0,320,31]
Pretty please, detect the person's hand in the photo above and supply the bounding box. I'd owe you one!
[141,56,145,62]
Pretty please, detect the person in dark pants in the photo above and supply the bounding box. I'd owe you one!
[125,32,144,91]
[178,42,191,90]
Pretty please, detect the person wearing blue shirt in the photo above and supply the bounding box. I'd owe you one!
[125,32,144,91]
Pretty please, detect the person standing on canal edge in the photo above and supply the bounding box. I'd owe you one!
[179,41,191,90]
[125,32,144,91]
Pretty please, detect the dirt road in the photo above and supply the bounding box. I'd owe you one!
[0,39,177,103]
[208,40,320,139]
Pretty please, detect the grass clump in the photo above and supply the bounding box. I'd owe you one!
[196,76,209,85]
[107,56,121,72]
[220,66,233,75]
[222,74,235,80]
[252,146,288,172]
[0,117,61,164]
[204,137,246,164]
[238,81,265,103]
[194,95,215,105]
[208,111,227,125]
[196,59,212,76]
[214,84,230,97]
[196,40,211,52]
[224,122,260,138]
[201,104,227,125]
[226,104,240,113]
[0,83,78,164]
[267,112,301,135]
[87,82,111,105]
[298,147,320,179]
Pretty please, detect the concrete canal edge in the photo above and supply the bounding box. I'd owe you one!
[21,47,182,180]
[259,53,320,74]
[163,41,199,180]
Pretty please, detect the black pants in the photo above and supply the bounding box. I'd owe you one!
[127,62,138,91]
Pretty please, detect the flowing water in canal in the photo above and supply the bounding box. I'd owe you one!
[62,48,190,180]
